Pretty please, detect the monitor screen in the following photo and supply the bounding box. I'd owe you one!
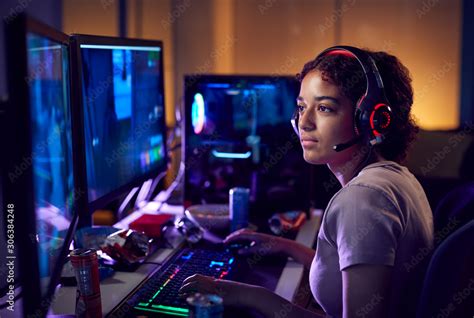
[3,15,79,316]
[184,75,306,206]
[77,41,167,206]
[187,78,296,142]
[27,31,75,297]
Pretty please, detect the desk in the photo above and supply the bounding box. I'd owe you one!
[47,205,322,316]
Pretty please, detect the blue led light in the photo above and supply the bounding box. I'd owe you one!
[181,252,194,260]
[205,83,231,88]
[252,84,276,89]
[209,261,225,268]
[211,150,251,159]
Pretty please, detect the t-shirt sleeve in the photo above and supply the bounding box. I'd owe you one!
[323,184,404,271]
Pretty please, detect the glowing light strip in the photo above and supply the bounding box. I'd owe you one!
[135,306,188,316]
[80,44,161,51]
[211,150,251,159]
[149,267,181,303]
[206,83,231,88]
[151,304,189,313]
[192,93,205,134]
[209,261,225,268]
[28,45,62,52]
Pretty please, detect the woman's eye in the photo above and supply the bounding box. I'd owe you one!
[318,105,332,113]
[296,105,305,113]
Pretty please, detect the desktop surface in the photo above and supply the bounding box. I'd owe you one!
[46,205,321,317]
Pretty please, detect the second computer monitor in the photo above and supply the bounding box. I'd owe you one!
[183,75,307,208]
[71,35,167,215]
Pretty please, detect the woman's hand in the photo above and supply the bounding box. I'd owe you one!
[223,228,285,256]
[178,274,255,307]
[225,228,316,269]
[179,274,324,318]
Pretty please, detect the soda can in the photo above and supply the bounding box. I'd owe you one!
[70,248,102,318]
[187,293,223,318]
[229,187,250,232]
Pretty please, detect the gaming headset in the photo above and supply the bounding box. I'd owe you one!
[291,45,393,152]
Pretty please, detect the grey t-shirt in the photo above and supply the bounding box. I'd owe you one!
[309,161,434,318]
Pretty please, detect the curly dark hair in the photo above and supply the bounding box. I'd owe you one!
[296,48,418,163]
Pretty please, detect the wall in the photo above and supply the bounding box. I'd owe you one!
[170,0,462,130]
[127,0,175,126]
[0,0,465,129]
[340,0,461,130]
[59,0,463,130]
[62,0,118,36]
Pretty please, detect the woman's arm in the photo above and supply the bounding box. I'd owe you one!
[342,264,392,318]
[242,285,325,318]
[224,229,316,269]
[275,237,316,270]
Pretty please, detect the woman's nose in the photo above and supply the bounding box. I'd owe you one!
[299,108,316,132]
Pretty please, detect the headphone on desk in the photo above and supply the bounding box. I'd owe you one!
[291,45,393,152]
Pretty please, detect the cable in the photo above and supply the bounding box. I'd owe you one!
[143,170,168,204]
[155,161,185,212]
[117,186,140,220]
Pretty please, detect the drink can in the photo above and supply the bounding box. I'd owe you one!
[70,248,102,318]
[187,293,223,318]
[229,187,250,232]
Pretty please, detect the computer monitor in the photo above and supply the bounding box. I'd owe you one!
[70,35,168,221]
[2,14,79,316]
[183,75,310,212]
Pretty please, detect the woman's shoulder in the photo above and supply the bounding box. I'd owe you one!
[324,160,431,229]
[327,181,400,216]
[348,160,422,201]
[352,160,411,185]
[326,161,407,208]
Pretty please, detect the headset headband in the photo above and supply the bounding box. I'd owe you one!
[292,45,393,148]
[319,46,386,101]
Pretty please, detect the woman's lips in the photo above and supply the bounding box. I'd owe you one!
[301,138,318,147]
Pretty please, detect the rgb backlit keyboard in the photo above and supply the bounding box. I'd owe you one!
[123,246,236,317]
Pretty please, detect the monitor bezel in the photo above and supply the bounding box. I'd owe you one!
[3,13,80,316]
[70,34,168,218]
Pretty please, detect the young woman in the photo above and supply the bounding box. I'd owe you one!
[179,46,434,318]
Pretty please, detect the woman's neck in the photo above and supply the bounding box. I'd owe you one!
[327,146,385,187]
